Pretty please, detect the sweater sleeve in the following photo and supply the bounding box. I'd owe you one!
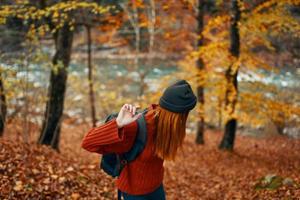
[81,118,138,154]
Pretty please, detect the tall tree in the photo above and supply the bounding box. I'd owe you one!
[195,0,206,144]
[86,25,97,127]
[142,0,156,97]
[0,71,6,136]
[0,0,113,148]
[39,24,74,150]
[119,1,142,95]
[219,0,241,150]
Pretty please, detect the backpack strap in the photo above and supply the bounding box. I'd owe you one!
[100,108,148,177]
[117,189,122,200]
[121,108,148,163]
[104,112,118,123]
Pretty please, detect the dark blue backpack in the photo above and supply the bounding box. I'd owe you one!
[100,108,148,178]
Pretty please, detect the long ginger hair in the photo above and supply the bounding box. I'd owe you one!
[149,105,189,160]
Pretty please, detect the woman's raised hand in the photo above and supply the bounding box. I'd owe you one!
[116,104,141,128]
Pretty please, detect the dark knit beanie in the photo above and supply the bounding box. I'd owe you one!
[159,80,197,113]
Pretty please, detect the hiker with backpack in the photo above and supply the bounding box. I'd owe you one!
[81,80,197,200]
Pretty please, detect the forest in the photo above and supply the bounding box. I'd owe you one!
[0,0,300,199]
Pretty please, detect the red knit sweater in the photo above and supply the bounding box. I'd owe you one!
[81,104,164,195]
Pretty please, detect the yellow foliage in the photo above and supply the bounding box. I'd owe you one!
[181,0,300,125]
[202,15,230,39]
[239,91,300,129]
[197,0,300,78]
[0,1,113,35]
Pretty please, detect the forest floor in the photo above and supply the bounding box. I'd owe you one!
[1,120,300,200]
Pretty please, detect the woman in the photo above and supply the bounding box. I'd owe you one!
[81,80,197,200]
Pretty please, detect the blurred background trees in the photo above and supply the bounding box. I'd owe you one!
[0,0,299,151]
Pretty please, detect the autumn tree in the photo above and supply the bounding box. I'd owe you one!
[82,1,122,127]
[85,25,97,127]
[218,0,241,150]
[195,0,206,144]
[39,2,113,149]
[39,23,74,149]
[0,1,112,149]
[192,0,300,148]
[0,70,6,136]
[0,4,25,137]
[118,0,159,97]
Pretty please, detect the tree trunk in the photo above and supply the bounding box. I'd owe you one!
[131,5,142,96]
[219,0,240,150]
[135,21,141,97]
[22,60,29,143]
[276,125,284,135]
[119,2,142,97]
[86,26,97,127]
[148,0,155,54]
[38,24,73,150]
[218,95,222,129]
[195,0,205,144]
[139,0,156,98]
[0,71,6,136]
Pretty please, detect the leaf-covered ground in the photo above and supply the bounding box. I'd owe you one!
[1,122,300,199]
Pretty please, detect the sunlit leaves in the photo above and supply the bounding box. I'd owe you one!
[0,1,114,37]
[185,0,300,127]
